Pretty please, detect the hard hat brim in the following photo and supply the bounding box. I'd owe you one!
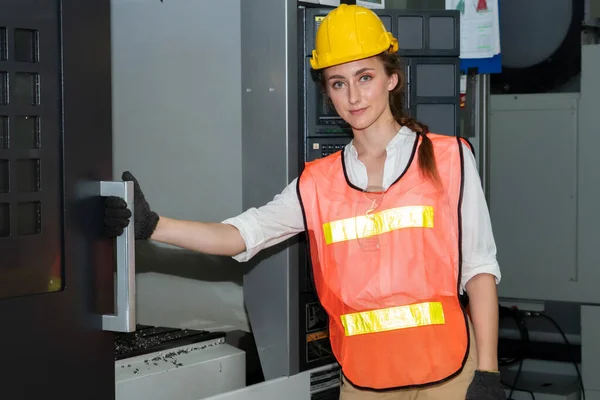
[310,38,399,70]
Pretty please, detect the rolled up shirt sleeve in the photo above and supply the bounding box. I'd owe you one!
[460,143,501,293]
[222,178,305,262]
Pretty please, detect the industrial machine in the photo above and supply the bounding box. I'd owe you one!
[3,0,599,399]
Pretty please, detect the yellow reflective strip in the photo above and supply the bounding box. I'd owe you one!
[340,302,445,336]
[322,222,334,245]
[322,205,434,245]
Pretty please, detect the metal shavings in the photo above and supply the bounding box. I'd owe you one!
[114,327,218,360]
[115,326,225,374]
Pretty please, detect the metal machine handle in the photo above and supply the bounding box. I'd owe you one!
[100,180,136,332]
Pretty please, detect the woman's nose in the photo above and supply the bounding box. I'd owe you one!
[348,83,360,105]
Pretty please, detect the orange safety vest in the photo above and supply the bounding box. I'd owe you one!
[297,133,471,390]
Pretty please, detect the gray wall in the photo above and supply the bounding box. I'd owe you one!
[110,0,249,333]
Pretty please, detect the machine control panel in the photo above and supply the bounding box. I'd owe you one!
[301,8,460,165]
[305,138,351,161]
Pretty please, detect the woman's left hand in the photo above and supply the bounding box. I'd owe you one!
[465,370,506,400]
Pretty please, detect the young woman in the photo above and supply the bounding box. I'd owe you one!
[104,5,505,399]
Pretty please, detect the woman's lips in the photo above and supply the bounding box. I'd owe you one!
[349,107,367,115]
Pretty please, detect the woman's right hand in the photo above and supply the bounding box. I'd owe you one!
[103,171,159,240]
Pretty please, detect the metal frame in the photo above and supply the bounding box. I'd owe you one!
[240,0,301,380]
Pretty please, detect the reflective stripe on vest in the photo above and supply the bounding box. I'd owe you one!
[323,205,434,245]
[341,301,445,336]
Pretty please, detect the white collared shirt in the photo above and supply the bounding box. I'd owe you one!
[222,126,501,293]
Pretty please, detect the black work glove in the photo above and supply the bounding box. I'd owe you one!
[103,171,159,240]
[465,370,506,400]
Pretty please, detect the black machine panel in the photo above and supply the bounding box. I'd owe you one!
[297,6,460,373]
[0,1,118,398]
[410,57,461,136]
[0,2,62,300]
[301,8,460,164]
[302,9,460,58]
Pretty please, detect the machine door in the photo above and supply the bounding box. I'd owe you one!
[0,1,117,398]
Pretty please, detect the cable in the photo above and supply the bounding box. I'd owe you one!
[506,358,524,400]
[527,312,585,400]
[498,305,530,398]
[501,380,536,400]
[499,307,585,399]
[499,306,530,365]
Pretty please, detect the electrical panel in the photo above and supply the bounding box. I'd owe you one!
[297,7,460,372]
[300,8,461,164]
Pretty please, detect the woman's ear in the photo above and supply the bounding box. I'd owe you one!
[388,72,399,92]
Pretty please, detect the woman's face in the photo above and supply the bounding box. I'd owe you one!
[323,56,397,132]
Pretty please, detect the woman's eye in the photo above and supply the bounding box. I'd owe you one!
[332,81,344,89]
[359,75,372,82]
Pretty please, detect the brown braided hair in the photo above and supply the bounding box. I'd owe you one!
[316,52,440,183]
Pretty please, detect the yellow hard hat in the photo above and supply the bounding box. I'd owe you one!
[310,4,399,70]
